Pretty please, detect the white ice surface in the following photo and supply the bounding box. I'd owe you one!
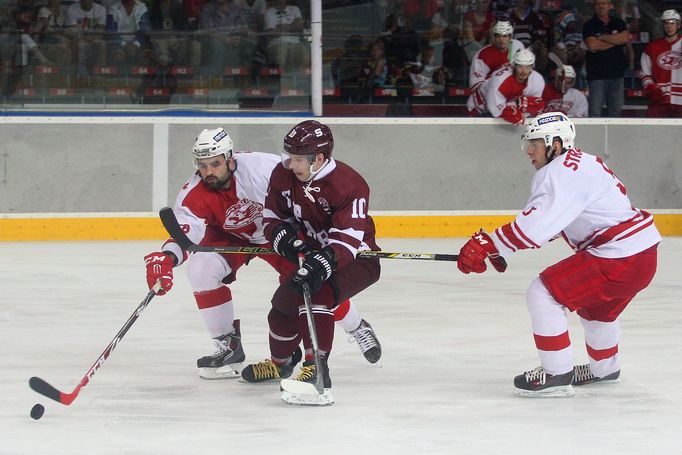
[1,238,681,455]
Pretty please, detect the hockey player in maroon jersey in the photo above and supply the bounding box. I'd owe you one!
[467,48,546,125]
[240,120,381,403]
[143,127,382,381]
[456,112,660,397]
[639,9,682,118]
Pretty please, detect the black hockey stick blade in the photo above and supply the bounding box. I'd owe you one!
[159,207,194,250]
[29,376,64,403]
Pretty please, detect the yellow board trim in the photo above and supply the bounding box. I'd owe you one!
[1,214,681,241]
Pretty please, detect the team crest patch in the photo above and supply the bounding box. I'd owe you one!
[224,199,263,230]
[318,197,331,214]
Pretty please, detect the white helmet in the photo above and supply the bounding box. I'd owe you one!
[521,112,576,157]
[557,65,576,78]
[192,127,233,168]
[661,9,680,22]
[513,48,535,66]
[492,20,514,36]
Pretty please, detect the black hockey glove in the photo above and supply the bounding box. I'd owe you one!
[291,247,336,295]
[271,223,309,264]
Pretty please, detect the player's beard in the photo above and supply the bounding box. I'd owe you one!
[203,174,231,190]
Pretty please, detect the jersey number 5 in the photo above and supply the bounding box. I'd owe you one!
[596,157,627,195]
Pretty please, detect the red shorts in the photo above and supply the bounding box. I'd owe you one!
[539,244,658,322]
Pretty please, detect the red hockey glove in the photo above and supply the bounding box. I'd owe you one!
[290,247,336,295]
[500,106,525,126]
[645,84,665,103]
[517,96,545,116]
[144,252,175,295]
[457,230,508,274]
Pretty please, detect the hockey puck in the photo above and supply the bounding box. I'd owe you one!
[30,403,45,420]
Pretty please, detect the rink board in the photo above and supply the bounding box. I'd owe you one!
[1,211,681,240]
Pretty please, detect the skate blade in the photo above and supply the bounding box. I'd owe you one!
[513,385,575,398]
[281,388,334,406]
[575,378,622,387]
[198,363,242,380]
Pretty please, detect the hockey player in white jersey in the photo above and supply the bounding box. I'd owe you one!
[541,64,588,117]
[467,48,546,125]
[456,112,660,397]
[143,127,382,380]
[469,21,524,89]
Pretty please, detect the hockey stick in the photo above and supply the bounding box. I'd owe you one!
[279,257,334,405]
[159,207,459,262]
[29,282,162,406]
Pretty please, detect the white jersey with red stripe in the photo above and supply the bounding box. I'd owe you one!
[492,148,661,259]
[469,40,525,88]
[541,84,588,117]
[640,35,682,105]
[467,64,545,117]
[162,151,280,265]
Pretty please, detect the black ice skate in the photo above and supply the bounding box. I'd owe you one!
[197,320,245,379]
[240,347,302,383]
[513,366,574,397]
[572,364,621,386]
[280,355,334,406]
[348,319,382,365]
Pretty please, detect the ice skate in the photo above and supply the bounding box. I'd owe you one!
[513,366,574,397]
[347,319,382,365]
[572,364,621,386]
[197,320,245,379]
[240,347,302,384]
[281,356,334,406]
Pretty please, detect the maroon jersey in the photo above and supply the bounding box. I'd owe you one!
[263,159,379,269]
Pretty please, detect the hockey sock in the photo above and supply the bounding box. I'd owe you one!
[332,300,362,333]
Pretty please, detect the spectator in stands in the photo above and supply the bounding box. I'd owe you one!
[467,47,545,124]
[541,64,588,117]
[461,0,495,62]
[582,0,630,117]
[8,3,55,67]
[36,0,72,66]
[235,0,266,33]
[234,0,266,68]
[359,37,396,88]
[184,0,206,30]
[149,0,201,67]
[469,20,523,88]
[199,0,254,74]
[613,0,639,70]
[403,44,446,92]
[64,0,107,74]
[331,34,365,88]
[506,0,551,75]
[263,0,308,71]
[430,0,450,41]
[106,0,151,66]
[614,0,640,33]
[382,12,422,67]
[639,9,682,118]
[441,23,469,86]
[551,8,585,85]
[404,0,440,32]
